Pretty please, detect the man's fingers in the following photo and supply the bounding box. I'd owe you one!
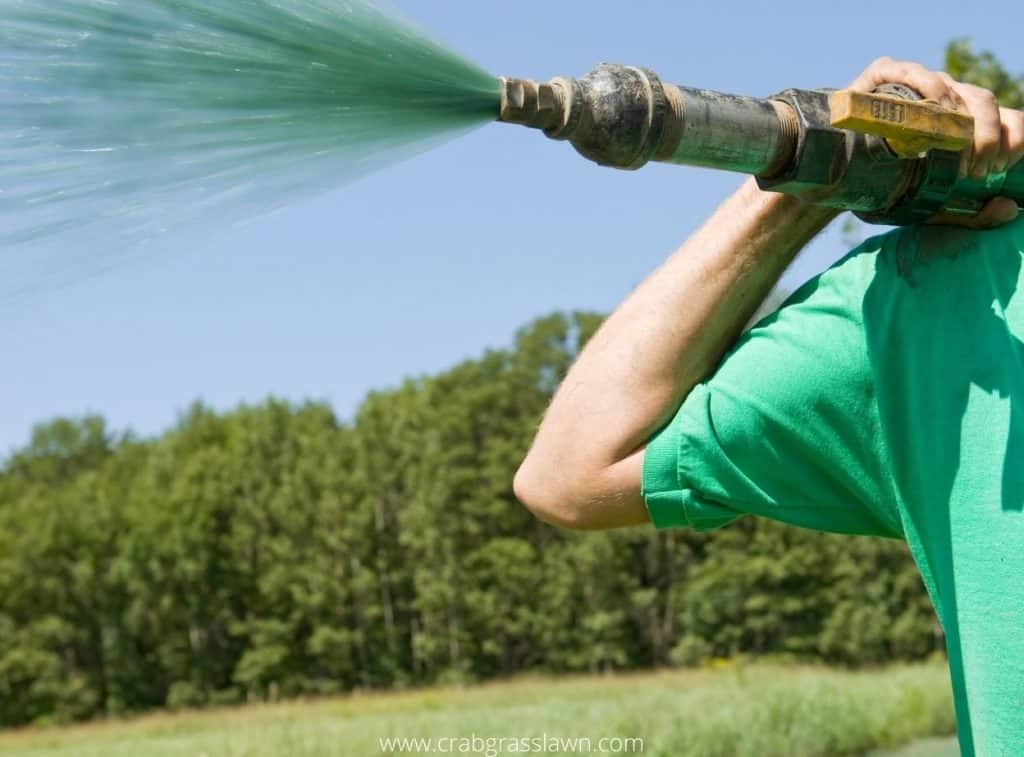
[850,57,964,112]
[1000,107,1024,173]
[975,198,1019,226]
[930,198,1019,229]
[953,83,1004,178]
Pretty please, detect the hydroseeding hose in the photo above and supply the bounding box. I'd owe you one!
[498,64,1024,225]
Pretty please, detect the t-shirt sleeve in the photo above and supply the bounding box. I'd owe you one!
[642,245,901,539]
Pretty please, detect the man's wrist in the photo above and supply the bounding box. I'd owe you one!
[735,177,841,227]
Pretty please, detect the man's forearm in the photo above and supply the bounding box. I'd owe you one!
[515,178,838,528]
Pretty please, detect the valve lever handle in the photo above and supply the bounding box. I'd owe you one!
[830,89,974,158]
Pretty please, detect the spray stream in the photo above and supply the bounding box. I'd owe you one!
[0,0,499,297]
[5,2,1022,299]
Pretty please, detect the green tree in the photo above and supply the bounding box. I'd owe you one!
[946,39,1024,109]
[0,311,948,727]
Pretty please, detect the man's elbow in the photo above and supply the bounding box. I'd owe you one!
[513,458,594,531]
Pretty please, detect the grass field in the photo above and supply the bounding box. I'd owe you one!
[872,738,960,757]
[0,662,956,757]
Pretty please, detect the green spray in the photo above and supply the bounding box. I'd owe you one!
[0,0,499,297]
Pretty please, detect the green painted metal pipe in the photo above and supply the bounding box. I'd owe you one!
[499,64,1024,226]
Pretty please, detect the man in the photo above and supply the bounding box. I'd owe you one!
[514,58,1024,756]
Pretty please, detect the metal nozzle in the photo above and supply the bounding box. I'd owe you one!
[498,64,796,175]
[499,77,572,135]
[499,66,671,168]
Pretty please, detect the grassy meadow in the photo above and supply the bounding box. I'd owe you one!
[0,662,956,757]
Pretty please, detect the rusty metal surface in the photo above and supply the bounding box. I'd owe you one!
[662,86,792,175]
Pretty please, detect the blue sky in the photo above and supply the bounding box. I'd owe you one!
[3,0,1023,454]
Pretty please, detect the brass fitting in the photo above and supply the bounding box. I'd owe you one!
[498,77,573,136]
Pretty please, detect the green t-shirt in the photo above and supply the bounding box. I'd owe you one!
[642,216,1024,757]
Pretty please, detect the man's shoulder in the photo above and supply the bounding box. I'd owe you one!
[844,217,1024,344]
[752,216,1024,342]
[815,217,1022,305]
[880,216,1023,281]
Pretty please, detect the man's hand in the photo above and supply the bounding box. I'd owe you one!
[849,57,1024,228]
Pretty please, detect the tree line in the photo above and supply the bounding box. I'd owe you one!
[0,313,937,727]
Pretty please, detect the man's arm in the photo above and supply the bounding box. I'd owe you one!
[514,181,837,530]
[514,58,1023,531]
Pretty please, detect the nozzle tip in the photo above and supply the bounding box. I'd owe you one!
[499,77,567,133]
